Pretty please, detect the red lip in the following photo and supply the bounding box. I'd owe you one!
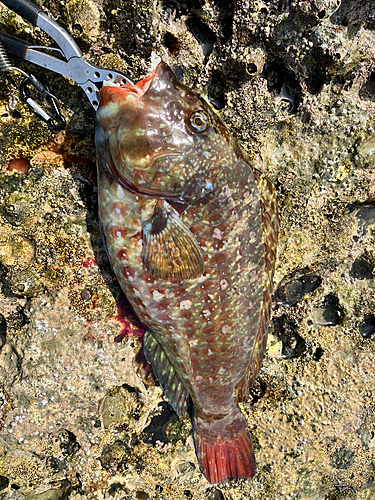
[99,67,157,107]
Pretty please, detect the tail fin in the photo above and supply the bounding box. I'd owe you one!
[193,412,256,484]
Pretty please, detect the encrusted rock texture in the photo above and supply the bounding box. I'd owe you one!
[1,0,375,498]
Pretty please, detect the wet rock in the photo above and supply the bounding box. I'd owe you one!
[274,268,322,306]
[186,15,216,57]
[2,192,35,226]
[100,441,130,471]
[350,250,375,280]
[205,488,224,500]
[313,347,324,361]
[142,402,178,446]
[0,343,21,389]
[326,486,357,500]
[65,0,100,45]
[5,267,43,298]
[162,32,181,56]
[107,483,130,497]
[0,314,6,348]
[356,425,373,448]
[357,315,375,338]
[272,316,306,359]
[27,480,72,500]
[176,461,196,474]
[101,384,142,430]
[207,78,226,110]
[2,448,53,490]
[312,293,344,326]
[54,430,80,456]
[347,204,375,236]
[0,235,35,269]
[330,447,355,470]
[261,59,302,113]
[0,476,9,491]
[135,491,149,500]
[166,417,192,445]
[45,456,61,473]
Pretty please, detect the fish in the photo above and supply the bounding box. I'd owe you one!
[95,61,279,483]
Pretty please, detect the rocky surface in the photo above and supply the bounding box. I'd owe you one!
[1,0,375,498]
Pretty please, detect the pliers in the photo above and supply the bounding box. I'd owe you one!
[0,0,134,130]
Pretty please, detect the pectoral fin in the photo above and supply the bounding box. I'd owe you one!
[142,200,204,280]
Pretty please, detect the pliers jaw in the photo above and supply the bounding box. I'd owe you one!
[0,0,134,128]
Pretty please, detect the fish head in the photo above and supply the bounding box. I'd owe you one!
[97,61,241,201]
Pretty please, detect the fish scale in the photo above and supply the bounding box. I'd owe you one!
[96,61,279,483]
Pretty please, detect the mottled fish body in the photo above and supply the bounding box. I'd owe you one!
[95,62,278,483]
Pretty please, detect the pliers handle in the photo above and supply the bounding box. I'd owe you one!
[0,0,134,111]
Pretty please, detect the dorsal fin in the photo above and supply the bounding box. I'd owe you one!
[143,330,188,417]
[142,200,204,281]
[235,171,279,401]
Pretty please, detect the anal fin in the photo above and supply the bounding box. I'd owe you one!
[143,329,188,417]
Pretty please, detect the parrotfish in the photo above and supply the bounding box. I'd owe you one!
[95,61,278,483]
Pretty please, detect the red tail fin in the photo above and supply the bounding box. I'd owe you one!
[193,413,256,484]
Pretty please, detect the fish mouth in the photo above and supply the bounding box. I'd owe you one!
[117,61,175,99]
[123,68,157,98]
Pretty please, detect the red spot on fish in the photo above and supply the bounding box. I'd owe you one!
[122,266,135,279]
[110,226,128,238]
[109,202,128,218]
[116,249,128,261]
[7,158,30,174]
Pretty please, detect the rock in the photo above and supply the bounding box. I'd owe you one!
[101,384,142,430]
[326,486,356,500]
[0,342,21,389]
[357,315,375,338]
[272,315,306,359]
[176,461,196,474]
[99,441,130,471]
[0,476,9,491]
[348,204,375,236]
[330,447,355,470]
[5,267,43,298]
[0,314,6,348]
[274,269,322,306]
[349,250,375,280]
[27,480,72,500]
[135,491,149,500]
[141,402,178,446]
[312,294,344,326]
[53,430,80,457]
[205,488,224,500]
[65,0,100,45]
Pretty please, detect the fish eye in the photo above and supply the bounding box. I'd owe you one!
[189,110,211,132]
